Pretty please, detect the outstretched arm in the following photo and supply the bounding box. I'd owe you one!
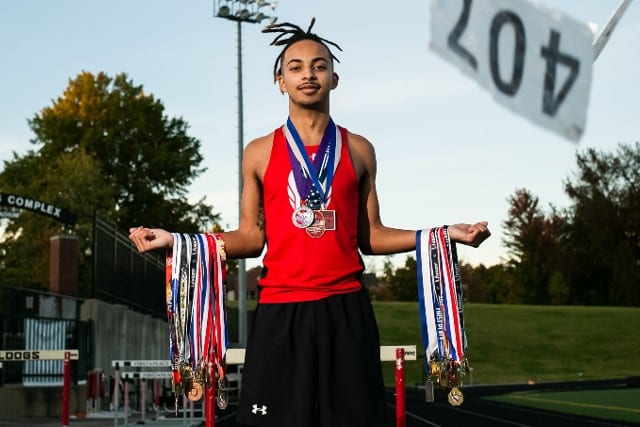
[128,135,271,258]
[351,133,490,255]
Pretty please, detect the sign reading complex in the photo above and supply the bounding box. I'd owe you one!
[430,0,594,142]
[0,192,77,225]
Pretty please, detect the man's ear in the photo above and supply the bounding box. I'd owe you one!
[277,73,287,94]
[331,72,339,90]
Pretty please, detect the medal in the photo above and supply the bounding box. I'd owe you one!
[306,210,326,238]
[417,228,470,405]
[425,380,435,402]
[166,233,229,411]
[447,387,464,406]
[306,186,323,210]
[187,382,203,401]
[292,205,315,228]
[283,117,342,235]
[216,377,228,409]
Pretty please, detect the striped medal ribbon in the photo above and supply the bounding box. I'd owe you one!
[165,233,229,408]
[416,227,468,406]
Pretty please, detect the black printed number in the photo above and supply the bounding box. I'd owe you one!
[447,0,477,70]
[446,0,581,116]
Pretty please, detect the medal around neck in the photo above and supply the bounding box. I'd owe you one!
[306,210,326,238]
[284,117,342,235]
[292,205,315,228]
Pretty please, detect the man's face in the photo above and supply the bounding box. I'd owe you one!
[277,39,339,108]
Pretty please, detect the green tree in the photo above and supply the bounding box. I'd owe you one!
[502,188,567,304]
[383,255,417,301]
[0,71,220,293]
[564,143,640,306]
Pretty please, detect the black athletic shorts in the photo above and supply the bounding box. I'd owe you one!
[236,288,387,427]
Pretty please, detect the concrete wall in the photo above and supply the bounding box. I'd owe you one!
[0,384,86,419]
[0,299,167,419]
[80,299,167,380]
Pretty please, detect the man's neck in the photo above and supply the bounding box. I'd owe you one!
[288,108,331,146]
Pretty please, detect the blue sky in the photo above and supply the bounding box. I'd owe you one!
[1,1,638,272]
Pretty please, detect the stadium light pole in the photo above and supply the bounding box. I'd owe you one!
[213,0,277,347]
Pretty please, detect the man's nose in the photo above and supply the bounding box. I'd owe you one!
[302,66,316,79]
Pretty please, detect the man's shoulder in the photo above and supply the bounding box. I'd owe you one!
[343,129,375,154]
[247,130,276,151]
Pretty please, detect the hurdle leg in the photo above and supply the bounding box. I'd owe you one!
[124,380,129,426]
[113,369,120,427]
[140,379,146,423]
[395,348,406,427]
[62,351,70,427]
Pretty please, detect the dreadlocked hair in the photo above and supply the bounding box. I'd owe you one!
[262,17,343,82]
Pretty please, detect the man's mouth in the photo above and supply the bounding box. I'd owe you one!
[298,83,320,92]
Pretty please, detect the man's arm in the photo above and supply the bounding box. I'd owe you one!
[211,135,270,258]
[353,133,417,255]
[129,134,271,258]
[352,133,490,255]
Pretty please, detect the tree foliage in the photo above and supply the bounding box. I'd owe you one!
[382,142,639,307]
[0,71,220,293]
[563,143,640,306]
[502,188,568,304]
[494,143,640,306]
[383,255,417,301]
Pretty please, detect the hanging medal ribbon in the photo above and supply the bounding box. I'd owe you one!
[416,227,469,406]
[165,233,229,408]
[283,117,342,235]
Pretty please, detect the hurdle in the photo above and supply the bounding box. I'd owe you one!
[110,345,415,427]
[216,345,416,427]
[111,359,184,426]
[0,349,79,427]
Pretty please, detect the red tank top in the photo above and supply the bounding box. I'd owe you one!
[258,125,364,303]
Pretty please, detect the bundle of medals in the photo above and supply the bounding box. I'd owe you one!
[416,227,469,406]
[166,233,229,412]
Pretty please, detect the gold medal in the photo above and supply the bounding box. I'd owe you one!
[447,387,464,406]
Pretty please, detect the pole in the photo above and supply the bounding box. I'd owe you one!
[395,348,406,427]
[593,0,632,60]
[236,18,248,348]
[62,351,70,427]
[113,366,119,427]
[205,362,216,427]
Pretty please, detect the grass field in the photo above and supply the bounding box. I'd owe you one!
[486,388,640,424]
[373,302,640,386]
[226,301,640,386]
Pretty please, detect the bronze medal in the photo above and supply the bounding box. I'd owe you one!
[187,382,203,401]
[306,210,326,238]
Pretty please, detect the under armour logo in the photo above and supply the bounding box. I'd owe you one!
[251,404,268,415]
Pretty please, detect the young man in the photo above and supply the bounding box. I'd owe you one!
[129,19,490,427]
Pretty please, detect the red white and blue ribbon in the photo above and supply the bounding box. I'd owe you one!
[416,227,467,365]
[283,117,342,209]
[166,233,228,380]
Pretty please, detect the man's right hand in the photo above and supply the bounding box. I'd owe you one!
[128,226,173,253]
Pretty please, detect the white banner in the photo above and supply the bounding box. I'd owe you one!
[24,319,66,386]
[430,0,594,142]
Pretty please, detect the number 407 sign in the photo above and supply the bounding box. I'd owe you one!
[430,0,594,142]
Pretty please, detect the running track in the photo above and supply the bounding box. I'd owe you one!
[213,378,639,427]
